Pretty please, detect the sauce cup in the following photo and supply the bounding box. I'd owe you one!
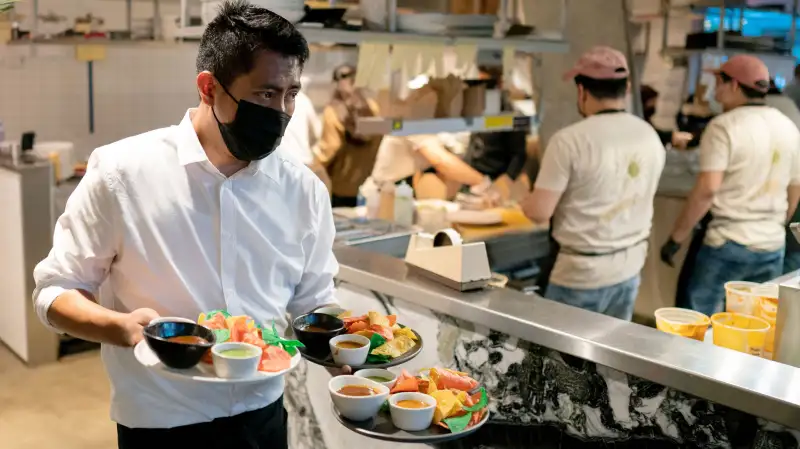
[211,342,262,379]
[143,321,216,369]
[329,375,390,421]
[353,368,397,389]
[389,392,436,431]
[329,334,371,366]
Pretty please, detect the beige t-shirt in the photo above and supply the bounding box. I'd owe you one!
[700,105,800,251]
[535,112,666,289]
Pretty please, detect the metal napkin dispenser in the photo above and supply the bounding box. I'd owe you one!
[404,229,491,291]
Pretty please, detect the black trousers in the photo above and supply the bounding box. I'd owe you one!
[117,398,287,449]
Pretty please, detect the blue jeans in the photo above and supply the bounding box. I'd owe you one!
[545,275,641,321]
[687,241,783,316]
[784,250,800,274]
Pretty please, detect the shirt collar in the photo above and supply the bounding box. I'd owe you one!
[175,109,280,181]
[176,109,211,166]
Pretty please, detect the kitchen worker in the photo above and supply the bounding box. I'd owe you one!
[279,88,332,191]
[32,2,339,447]
[661,55,800,316]
[640,84,693,149]
[521,46,666,320]
[313,64,383,207]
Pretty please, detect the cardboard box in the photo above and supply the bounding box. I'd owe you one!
[376,86,437,120]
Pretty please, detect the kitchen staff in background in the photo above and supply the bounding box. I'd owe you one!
[279,89,331,190]
[640,84,693,149]
[783,63,800,109]
[766,79,800,274]
[662,55,800,316]
[521,46,665,320]
[32,2,340,447]
[313,64,383,208]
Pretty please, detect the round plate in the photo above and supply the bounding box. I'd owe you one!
[333,404,490,444]
[447,210,503,226]
[133,341,301,384]
[299,329,423,370]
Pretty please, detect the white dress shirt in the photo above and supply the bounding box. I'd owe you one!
[32,109,338,429]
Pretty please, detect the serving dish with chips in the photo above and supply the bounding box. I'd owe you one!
[298,310,423,369]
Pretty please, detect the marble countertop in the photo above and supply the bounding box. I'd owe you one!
[333,245,800,428]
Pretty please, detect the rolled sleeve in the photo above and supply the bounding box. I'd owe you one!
[32,150,120,332]
[534,133,572,192]
[287,181,339,318]
[698,121,731,172]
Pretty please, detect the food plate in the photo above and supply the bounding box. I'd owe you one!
[447,210,503,226]
[299,328,423,370]
[333,404,489,444]
[134,340,302,384]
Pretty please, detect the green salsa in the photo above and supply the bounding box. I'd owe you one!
[219,348,258,358]
[366,376,393,383]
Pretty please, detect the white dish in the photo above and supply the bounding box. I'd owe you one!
[329,376,390,421]
[133,340,300,384]
[353,368,397,388]
[447,210,503,226]
[211,342,262,379]
[389,392,436,431]
[316,307,348,317]
[330,334,371,366]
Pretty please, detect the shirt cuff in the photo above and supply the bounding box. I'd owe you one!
[35,286,68,334]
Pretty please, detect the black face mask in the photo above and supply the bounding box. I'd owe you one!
[213,85,291,162]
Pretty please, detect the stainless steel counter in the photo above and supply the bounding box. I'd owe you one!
[334,245,800,428]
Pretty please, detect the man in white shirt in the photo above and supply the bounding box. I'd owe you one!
[521,46,666,320]
[663,55,800,316]
[32,1,338,447]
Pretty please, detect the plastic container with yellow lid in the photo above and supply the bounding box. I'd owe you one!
[710,312,770,357]
[654,308,710,341]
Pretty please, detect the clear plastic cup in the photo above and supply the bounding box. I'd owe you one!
[655,307,711,341]
[711,312,770,357]
[754,296,779,360]
[725,281,776,315]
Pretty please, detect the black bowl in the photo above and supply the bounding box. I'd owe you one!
[143,321,216,370]
[292,313,345,356]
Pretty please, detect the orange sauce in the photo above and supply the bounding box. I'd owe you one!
[167,335,209,345]
[338,385,379,397]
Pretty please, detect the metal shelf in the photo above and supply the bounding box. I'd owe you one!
[355,115,534,137]
[175,25,569,54]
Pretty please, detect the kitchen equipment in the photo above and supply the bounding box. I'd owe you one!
[405,229,491,291]
[654,307,710,341]
[775,225,800,367]
[710,313,770,357]
[724,281,777,315]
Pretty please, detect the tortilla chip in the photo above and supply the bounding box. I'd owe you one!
[368,311,390,327]
[371,335,415,358]
[430,390,462,424]
[353,330,375,339]
[392,327,418,341]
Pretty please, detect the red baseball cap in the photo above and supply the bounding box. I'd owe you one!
[562,46,629,81]
[707,55,770,93]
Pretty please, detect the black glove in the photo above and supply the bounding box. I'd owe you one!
[660,238,681,267]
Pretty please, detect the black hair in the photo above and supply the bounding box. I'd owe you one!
[768,78,781,95]
[640,84,659,104]
[574,74,628,100]
[795,64,800,78]
[196,0,309,88]
[718,72,767,99]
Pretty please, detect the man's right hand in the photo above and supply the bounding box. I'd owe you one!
[113,308,160,347]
